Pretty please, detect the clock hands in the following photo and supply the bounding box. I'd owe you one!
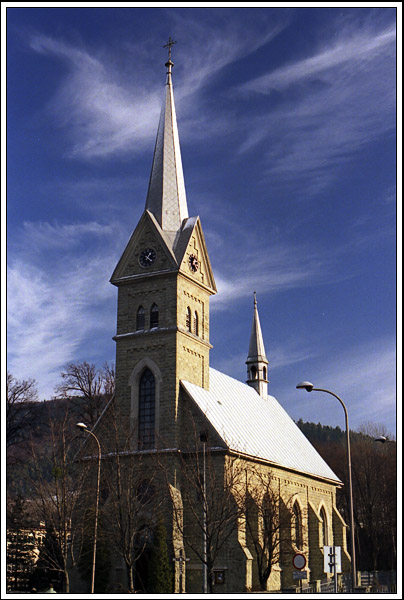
[139,248,157,268]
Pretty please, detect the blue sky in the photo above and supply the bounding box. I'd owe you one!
[4,5,399,435]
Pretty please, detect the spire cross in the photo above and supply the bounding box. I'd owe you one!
[254,291,257,307]
[163,36,177,61]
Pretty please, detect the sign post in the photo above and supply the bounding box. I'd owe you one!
[324,546,341,594]
[292,553,307,592]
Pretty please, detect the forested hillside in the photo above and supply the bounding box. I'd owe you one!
[296,418,397,573]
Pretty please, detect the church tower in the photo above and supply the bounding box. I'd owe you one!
[246,292,269,398]
[110,41,216,450]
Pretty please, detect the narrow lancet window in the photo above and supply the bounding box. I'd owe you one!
[150,304,159,329]
[136,306,145,331]
[138,369,155,449]
[292,502,303,549]
[186,307,191,331]
[194,311,199,336]
[320,507,328,546]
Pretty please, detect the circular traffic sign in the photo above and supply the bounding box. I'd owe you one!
[292,553,306,570]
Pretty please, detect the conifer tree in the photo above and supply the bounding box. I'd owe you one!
[148,517,173,593]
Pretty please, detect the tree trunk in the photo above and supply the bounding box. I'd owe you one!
[64,569,70,593]
[127,564,135,594]
[208,567,214,594]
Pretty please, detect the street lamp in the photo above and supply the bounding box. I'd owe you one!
[375,436,396,444]
[76,423,101,594]
[296,382,356,592]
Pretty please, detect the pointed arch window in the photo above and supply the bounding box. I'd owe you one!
[193,311,199,336]
[136,306,145,331]
[186,307,191,332]
[320,506,328,546]
[138,369,155,449]
[251,366,258,380]
[292,501,303,549]
[150,304,159,329]
[263,366,267,381]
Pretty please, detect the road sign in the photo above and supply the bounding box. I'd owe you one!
[324,545,342,574]
[292,553,307,570]
[293,570,308,580]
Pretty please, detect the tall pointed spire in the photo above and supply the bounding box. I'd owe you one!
[246,292,269,398]
[145,38,188,238]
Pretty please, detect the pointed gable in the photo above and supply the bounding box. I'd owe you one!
[176,216,216,293]
[110,210,178,284]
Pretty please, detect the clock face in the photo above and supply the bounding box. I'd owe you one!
[189,254,199,273]
[139,248,156,268]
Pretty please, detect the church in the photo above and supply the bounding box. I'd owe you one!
[86,44,351,593]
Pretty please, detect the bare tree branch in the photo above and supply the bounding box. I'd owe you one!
[7,372,38,448]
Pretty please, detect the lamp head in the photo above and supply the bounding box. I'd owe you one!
[76,422,88,430]
[296,381,314,392]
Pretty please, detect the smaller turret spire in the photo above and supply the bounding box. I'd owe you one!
[246,292,269,398]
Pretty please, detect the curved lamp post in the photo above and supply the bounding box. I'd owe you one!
[296,382,356,592]
[199,432,208,593]
[76,423,101,594]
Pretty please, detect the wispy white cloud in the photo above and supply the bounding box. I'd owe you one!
[18,220,117,253]
[7,220,118,400]
[285,338,397,433]
[210,239,343,310]
[27,12,286,160]
[30,35,162,158]
[241,25,395,94]
[169,10,287,100]
[236,23,396,193]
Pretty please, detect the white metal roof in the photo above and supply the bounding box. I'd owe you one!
[181,368,341,484]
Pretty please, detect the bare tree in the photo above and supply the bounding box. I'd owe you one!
[27,407,90,593]
[309,422,397,572]
[351,434,397,572]
[7,372,38,448]
[235,467,294,591]
[168,431,242,593]
[55,361,114,427]
[98,404,164,593]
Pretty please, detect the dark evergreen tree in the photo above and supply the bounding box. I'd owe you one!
[29,527,64,592]
[148,517,173,593]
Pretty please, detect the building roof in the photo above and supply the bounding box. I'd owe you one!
[181,368,341,484]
